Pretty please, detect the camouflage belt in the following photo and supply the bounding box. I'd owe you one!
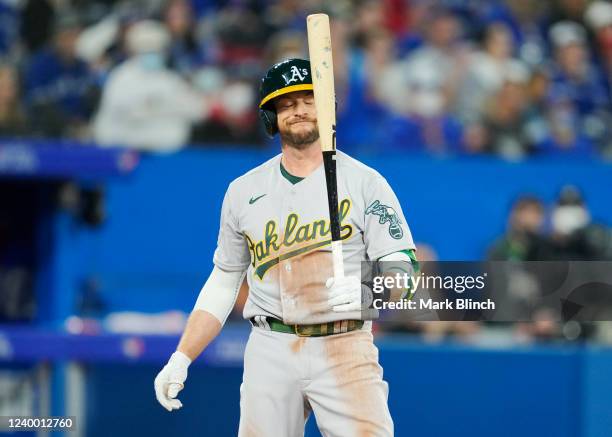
[250,316,364,337]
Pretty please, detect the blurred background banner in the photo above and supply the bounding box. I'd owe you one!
[0,0,612,436]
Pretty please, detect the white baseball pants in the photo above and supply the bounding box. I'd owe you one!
[237,326,394,437]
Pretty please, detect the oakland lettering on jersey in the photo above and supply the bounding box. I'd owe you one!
[245,198,353,279]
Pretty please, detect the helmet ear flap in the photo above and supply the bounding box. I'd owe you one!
[259,108,278,137]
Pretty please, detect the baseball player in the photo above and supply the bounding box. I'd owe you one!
[154,58,418,437]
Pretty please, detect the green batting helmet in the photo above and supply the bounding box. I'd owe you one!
[259,58,313,136]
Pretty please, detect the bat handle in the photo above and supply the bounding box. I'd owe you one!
[331,240,344,279]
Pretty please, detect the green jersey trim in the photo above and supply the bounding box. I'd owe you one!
[280,162,304,185]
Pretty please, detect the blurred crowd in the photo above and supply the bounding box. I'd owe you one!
[489,185,612,261]
[0,0,612,157]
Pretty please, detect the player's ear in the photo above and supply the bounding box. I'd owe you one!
[259,108,278,137]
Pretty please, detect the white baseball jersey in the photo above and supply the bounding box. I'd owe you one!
[213,150,415,324]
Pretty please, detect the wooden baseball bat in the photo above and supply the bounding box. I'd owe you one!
[307,13,344,280]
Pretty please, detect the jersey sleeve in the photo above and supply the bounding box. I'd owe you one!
[213,185,250,272]
[363,176,415,260]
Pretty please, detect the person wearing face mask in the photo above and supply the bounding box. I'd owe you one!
[548,186,612,260]
[93,20,209,152]
[25,12,97,138]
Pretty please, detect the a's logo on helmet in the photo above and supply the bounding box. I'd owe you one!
[282,66,309,85]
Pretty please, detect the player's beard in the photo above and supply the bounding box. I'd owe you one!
[279,121,320,150]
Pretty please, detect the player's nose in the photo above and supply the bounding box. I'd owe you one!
[294,99,312,117]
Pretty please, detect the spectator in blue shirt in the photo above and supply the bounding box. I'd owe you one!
[535,95,596,157]
[336,29,394,155]
[548,21,609,116]
[480,0,549,66]
[24,12,96,138]
[547,21,611,153]
[163,0,210,76]
[0,1,19,58]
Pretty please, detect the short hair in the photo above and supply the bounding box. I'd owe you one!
[513,196,544,212]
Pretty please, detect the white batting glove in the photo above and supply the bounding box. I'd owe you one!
[154,351,191,411]
[326,276,372,312]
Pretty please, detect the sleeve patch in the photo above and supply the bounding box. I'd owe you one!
[365,200,404,239]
